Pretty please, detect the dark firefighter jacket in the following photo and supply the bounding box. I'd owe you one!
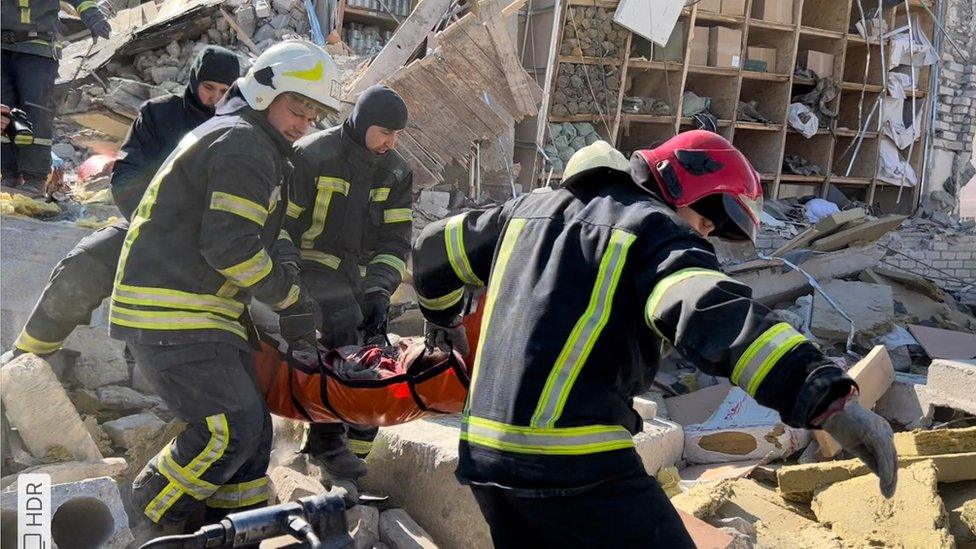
[109,92,301,350]
[286,124,412,295]
[111,85,214,219]
[1,0,105,57]
[412,170,855,494]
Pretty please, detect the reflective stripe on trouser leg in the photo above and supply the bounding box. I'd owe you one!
[205,476,271,509]
[11,53,57,178]
[347,424,378,457]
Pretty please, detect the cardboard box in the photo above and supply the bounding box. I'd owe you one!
[798,49,834,78]
[721,0,745,16]
[689,25,710,65]
[708,26,742,68]
[697,0,722,12]
[746,45,777,72]
[653,20,686,62]
[751,0,793,24]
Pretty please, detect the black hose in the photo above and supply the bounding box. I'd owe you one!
[138,533,202,549]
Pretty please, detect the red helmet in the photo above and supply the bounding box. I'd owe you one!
[631,130,763,244]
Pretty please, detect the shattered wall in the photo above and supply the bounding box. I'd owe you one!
[930,0,976,201]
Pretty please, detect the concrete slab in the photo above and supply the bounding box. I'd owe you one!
[64,326,129,389]
[0,217,90,349]
[0,354,102,461]
[269,465,326,503]
[346,505,380,549]
[634,418,684,476]
[363,416,489,549]
[0,458,127,491]
[812,461,953,547]
[810,281,894,341]
[810,214,906,252]
[0,476,134,549]
[875,372,931,426]
[379,508,438,549]
[102,412,165,450]
[926,359,976,415]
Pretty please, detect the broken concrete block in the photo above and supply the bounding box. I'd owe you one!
[364,417,489,549]
[253,22,275,42]
[875,372,930,426]
[379,508,438,549]
[149,65,180,85]
[894,426,976,456]
[64,326,129,389]
[671,480,735,519]
[269,465,325,503]
[633,418,684,475]
[83,416,114,456]
[0,354,103,462]
[812,461,954,547]
[940,480,976,544]
[777,451,976,500]
[268,12,290,29]
[347,505,380,549]
[271,0,296,13]
[925,359,976,414]
[0,457,127,490]
[1,476,134,548]
[810,281,894,341]
[632,395,658,421]
[102,412,165,450]
[96,385,162,411]
[234,5,257,37]
[254,0,271,17]
[810,214,906,252]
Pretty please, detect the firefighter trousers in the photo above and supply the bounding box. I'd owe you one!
[129,342,273,527]
[0,50,57,180]
[301,267,378,459]
[470,473,695,548]
[12,222,127,355]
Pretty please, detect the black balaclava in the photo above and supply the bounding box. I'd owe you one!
[343,85,408,148]
[187,46,240,111]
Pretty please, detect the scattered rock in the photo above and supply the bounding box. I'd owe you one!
[0,457,127,490]
[52,142,77,159]
[83,415,115,456]
[102,412,166,450]
[812,461,954,547]
[150,65,180,85]
[940,480,976,544]
[96,385,163,412]
[253,23,276,43]
[0,354,103,462]
[64,326,129,389]
[810,280,894,341]
[347,505,380,549]
[925,359,976,415]
[269,465,326,503]
[633,418,684,476]
[379,508,438,549]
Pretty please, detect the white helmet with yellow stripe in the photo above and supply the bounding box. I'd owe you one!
[240,40,342,113]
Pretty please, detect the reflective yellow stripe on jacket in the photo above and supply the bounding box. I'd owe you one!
[210,192,268,226]
[370,253,406,276]
[301,176,349,248]
[644,268,732,338]
[732,322,808,396]
[418,287,463,311]
[383,208,412,224]
[444,213,484,286]
[461,416,634,455]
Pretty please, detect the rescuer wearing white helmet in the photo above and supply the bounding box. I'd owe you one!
[111,41,341,535]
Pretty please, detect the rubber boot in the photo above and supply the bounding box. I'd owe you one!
[301,423,368,481]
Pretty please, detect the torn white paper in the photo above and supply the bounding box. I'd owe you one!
[877,137,918,186]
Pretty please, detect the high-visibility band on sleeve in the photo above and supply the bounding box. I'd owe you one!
[444,213,484,286]
[13,330,63,355]
[383,208,412,223]
[369,187,391,202]
[210,192,268,226]
[218,249,273,288]
[316,176,350,195]
[76,0,97,12]
[461,416,634,456]
[418,287,464,311]
[20,7,29,22]
[369,253,406,276]
[274,284,300,310]
[300,249,341,269]
[731,322,808,397]
[14,134,33,145]
[205,477,270,509]
[286,201,304,219]
[644,267,732,338]
[278,229,292,243]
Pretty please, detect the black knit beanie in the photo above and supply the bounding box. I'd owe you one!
[189,46,240,98]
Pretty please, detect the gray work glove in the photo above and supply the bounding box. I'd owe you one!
[424,315,469,357]
[81,10,111,42]
[820,398,898,498]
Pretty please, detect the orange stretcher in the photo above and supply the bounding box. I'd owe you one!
[253,338,471,426]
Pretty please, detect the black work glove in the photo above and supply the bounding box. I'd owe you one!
[279,288,319,350]
[81,10,111,41]
[359,289,390,344]
[424,315,469,357]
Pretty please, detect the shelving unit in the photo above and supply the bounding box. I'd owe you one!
[529,0,938,213]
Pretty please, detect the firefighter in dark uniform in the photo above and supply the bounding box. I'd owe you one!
[3,46,239,362]
[1,0,110,190]
[110,41,341,532]
[284,84,412,481]
[412,133,898,546]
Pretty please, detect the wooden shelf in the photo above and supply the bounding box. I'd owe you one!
[748,18,796,32]
[742,71,791,82]
[786,127,830,136]
[622,114,675,124]
[835,128,879,138]
[550,114,610,123]
[779,174,826,183]
[627,59,683,71]
[568,0,618,6]
[830,176,873,185]
[558,55,623,66]
[735,121,783,131]
[799,26,845,39]
[687,64,739,77]
[846,33,882,45]
[760,173,778,182]
[842,82,883,93]
[793,76,816,86]
[343,5,398,27]
[693,11,746,25]
[680,117,733,127]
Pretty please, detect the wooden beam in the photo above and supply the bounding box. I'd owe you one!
[220,7,261,55]
[345,0,453,99]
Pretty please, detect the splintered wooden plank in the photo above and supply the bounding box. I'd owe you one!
[346,0,454,98]
[399,69,484,146]
[389,71,469,158]
[479,0,540,116]
[434,23,521,116]
[422,58,511,136]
